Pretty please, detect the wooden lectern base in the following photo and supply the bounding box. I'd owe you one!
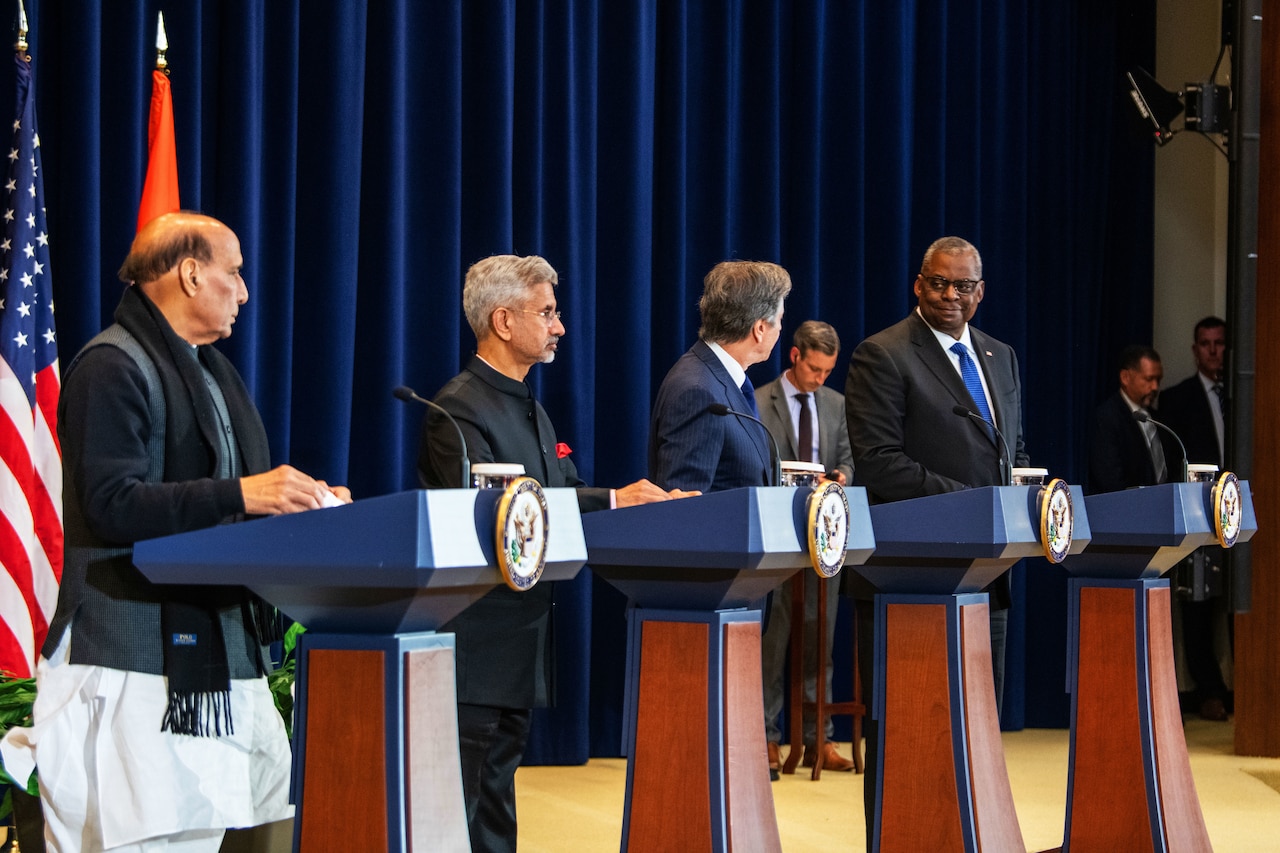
[873,593,1023,852]
[782,571,865,779]
[294,632,469,853]
[621,608,781,852]
[1065,579,1212,852]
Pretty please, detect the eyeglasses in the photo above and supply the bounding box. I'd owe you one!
[508,307,564,327]
[921,275,981,295]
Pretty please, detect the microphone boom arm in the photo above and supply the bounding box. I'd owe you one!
[951,404,1013,487]
[393,385,472,488]
[707,402,782,487]
[1133,410,1189,483]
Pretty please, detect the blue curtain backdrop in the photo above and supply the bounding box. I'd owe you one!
[7,0,1159,763]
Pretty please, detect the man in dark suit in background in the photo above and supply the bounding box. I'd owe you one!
[844,235,1029,832]
[649,260,792,492]
[1157,316,1232,721]
[1087,344,1176,495]
[756,320,857,778]
[417,254,690,853]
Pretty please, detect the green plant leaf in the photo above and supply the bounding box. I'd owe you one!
[268,622,306,739]
[282,622,306,659]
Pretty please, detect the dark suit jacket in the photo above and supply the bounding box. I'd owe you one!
[648,339,774,491]
[417,355,610,709]
[844,312,1028,505]
[50,286,268,676]
[1158,374,1223,469]
[1087,390,1181,494]
[1156,374,1229,589]
[844,313,1028,605]
[756,375,854,482]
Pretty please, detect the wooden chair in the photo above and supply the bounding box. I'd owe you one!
[780,569,865,779]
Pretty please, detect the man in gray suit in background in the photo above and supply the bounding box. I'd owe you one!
[757,320,856,778]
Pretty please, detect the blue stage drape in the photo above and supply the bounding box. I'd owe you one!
[9,0,1158,763]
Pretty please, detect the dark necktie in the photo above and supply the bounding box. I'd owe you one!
[1212,381,1227,464]
[795,392,814,462]
[950,342,994,435]
[1212,382,1227,423]
[741,376,759,417]
[1141,409,1169,483]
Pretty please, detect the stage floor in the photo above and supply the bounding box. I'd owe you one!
[516,719,1280,852]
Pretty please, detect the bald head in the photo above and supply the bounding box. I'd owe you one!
[120,212,248,345]
[119,213,229,286]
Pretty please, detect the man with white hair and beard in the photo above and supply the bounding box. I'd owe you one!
[417,254,690,853]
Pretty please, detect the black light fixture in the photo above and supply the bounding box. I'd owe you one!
[1125,67,1186,146]
[1126,66,1231,148]
[1183,81,1231,135]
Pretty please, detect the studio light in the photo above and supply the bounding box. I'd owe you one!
[1126,66,1231,150]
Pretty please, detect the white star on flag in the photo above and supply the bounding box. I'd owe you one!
[0,49,63,677]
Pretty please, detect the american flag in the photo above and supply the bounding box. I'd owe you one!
[0,52,61,677]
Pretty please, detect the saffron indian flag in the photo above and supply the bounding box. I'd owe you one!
[136,67,180,231]
[0,50,61,677]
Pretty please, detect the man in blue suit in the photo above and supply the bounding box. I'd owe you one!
[648,260,792,492]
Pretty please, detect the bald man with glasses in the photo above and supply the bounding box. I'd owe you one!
[844,236,1030,837]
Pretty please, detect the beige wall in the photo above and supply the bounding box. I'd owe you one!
[1154,0,1230,384]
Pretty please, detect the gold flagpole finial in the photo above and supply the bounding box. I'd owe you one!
[155,10,169,72]
[15,0,29,60]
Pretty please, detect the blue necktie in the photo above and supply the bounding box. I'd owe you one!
[950,342,994,434]
[741,376,759,417]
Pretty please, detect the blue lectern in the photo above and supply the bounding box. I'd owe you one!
[1063,481,1256,852]
[134,488,587,853]
[581,486,874,852]
[859,484,1090,852]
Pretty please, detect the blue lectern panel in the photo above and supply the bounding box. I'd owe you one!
[584,487,804,568]
[133,488,587,632]
[1069,481,1256,578]
[852,486,1088,595]
[582,486,874,610]
[842,485,877,565]
[866,486,1046,559]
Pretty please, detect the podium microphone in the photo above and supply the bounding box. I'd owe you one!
[951,404,1013,486]
[393,385,471,488]
[1132,409,1189,483]
[707,403,781,487]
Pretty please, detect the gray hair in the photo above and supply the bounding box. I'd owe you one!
[697,261,792,344]
[463,254,559,340]
[793,320,840,357]
[920,236,983,279]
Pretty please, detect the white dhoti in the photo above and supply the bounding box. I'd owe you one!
[1,631,293,852]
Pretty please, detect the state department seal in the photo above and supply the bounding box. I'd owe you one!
[1038,478,1073,564]
[495,476,549,591]
[1212,471,1243,549]
[806,480,850,578]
